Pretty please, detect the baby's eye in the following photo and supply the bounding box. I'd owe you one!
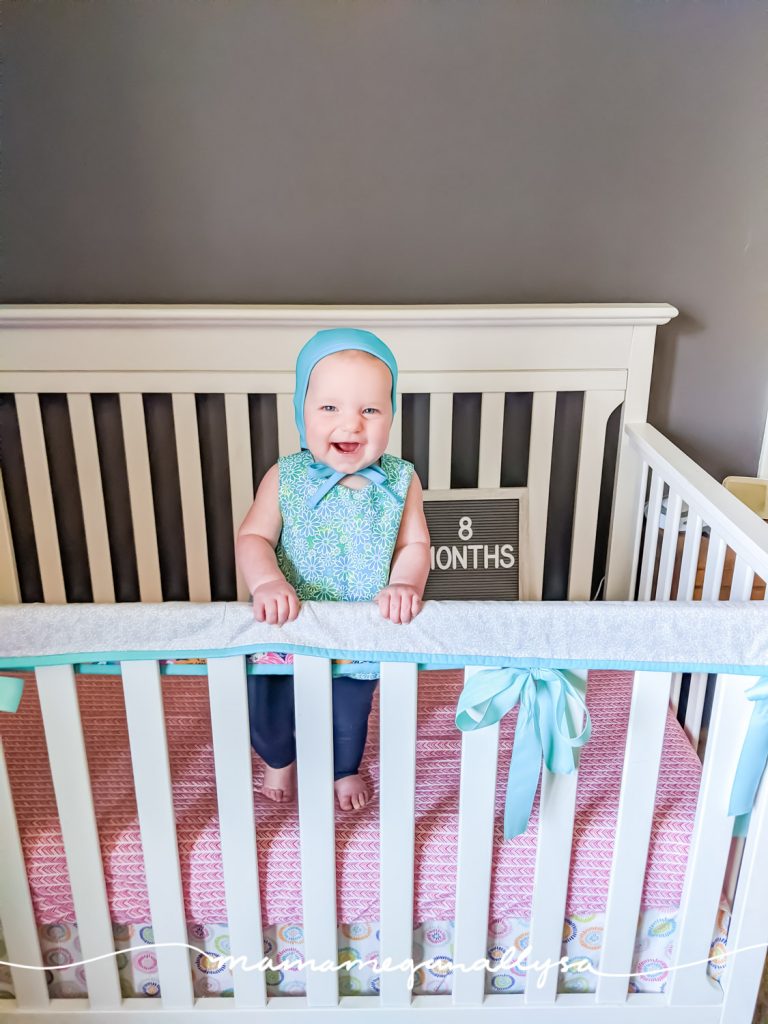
[321,405,337,412]
[363,407,380,415]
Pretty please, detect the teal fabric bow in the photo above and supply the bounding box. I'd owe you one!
[729,675,768,837]
[0,675,24,713]
[306,460,404,508]
[455,667,592,839]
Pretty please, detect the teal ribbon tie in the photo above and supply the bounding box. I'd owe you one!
[728,675,768,837]
[0,675,24,713]
[307,460,403,508]
[455,667,591,839]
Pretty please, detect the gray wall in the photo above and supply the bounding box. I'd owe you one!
[4,0,766,480]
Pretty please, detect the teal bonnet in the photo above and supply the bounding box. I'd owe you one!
[293,327,398,449]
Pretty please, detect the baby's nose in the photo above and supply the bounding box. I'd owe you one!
[343,412,364,432]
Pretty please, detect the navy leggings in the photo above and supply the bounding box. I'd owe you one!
[247,673,378,781]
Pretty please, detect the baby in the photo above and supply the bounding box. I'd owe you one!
[236,328,431,810]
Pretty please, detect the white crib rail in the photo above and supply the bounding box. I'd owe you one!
[223,394,255,602]
[67,393,115,604]
[597,671,673,1003]
[36,666,122,1008]
[0,734,49,1009]
[625,424,768,758]
[1,599,768,1020]
[1,304,681,612]
[527,393,557,602]
[525,671,588,1006]
[379,662,418,1008]
[207,656,267,1007]
[293,655,339,1007]
[668,674,759,1006]
[14,396,66,604]
[121,661,194,1008]
[718,739,768,1020]
[626,424,768,597]
[3,656,760,1022]
[453,667,501,1008]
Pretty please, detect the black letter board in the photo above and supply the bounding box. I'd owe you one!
[423,490,524,601]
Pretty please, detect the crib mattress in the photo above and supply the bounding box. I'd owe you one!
[1,669,701,926]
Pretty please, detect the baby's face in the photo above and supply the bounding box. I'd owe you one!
[303,350,393,473]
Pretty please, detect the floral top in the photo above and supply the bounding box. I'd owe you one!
[258,449,414,679]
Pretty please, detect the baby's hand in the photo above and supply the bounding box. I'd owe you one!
[375,584,423,624]
[251,579,301,626]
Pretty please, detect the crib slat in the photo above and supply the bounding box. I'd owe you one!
[67,393,115,603]
[627,461,649,599]
[0,734,49,1007]
[685,531,728,748]
[668,673,757,1005]
[0,471,21,603]
[670,673,683,712]
[716,562,755,874]
[527,392,557,600]
[389,393,403,458]
[637,471,664,601]
[452,666,501,1007]
[15,394,66,602]
[477,392,505,489]
[119,394,163,602]
[684,675,708,752]
[670,511,704,712]
[677,511,703,600]
[207,656,266,1007]
[568,390,624,599]
[293,655,338,1007]
[379,661,418,1008]
[718,726,768,1022]
[729,555,755,602]
[525,670,588,1005]
[35,666,121,1007]
[596,671,671,1004]
[121,660,194,1008]
[224,394,255,601]
[276,393,297,457]
[701,530,727,601]
[172,393,211,602]
[428,393,453,490]
[655,488,683,601]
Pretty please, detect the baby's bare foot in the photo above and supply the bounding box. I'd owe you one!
[334,774,369,811]
[262,763,296,803]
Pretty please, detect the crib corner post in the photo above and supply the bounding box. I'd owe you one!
[604,325,657,600]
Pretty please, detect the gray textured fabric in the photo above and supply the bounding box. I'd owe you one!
[1,601,768,672]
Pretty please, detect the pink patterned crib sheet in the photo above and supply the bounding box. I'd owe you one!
[1,669,701,926]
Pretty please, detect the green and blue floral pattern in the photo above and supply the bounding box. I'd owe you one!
[275,450,414,679]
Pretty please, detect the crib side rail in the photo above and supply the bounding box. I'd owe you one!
[625,422,768,595]
[3,648,767,1021]
[622,423,768,752]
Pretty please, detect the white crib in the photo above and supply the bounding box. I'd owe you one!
[1,304,767,1023]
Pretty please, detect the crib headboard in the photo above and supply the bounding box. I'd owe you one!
[0,304,677,606]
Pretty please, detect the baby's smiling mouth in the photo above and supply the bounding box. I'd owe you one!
[332,442,362,454]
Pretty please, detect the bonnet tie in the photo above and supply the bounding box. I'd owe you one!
[307,460,404,508]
